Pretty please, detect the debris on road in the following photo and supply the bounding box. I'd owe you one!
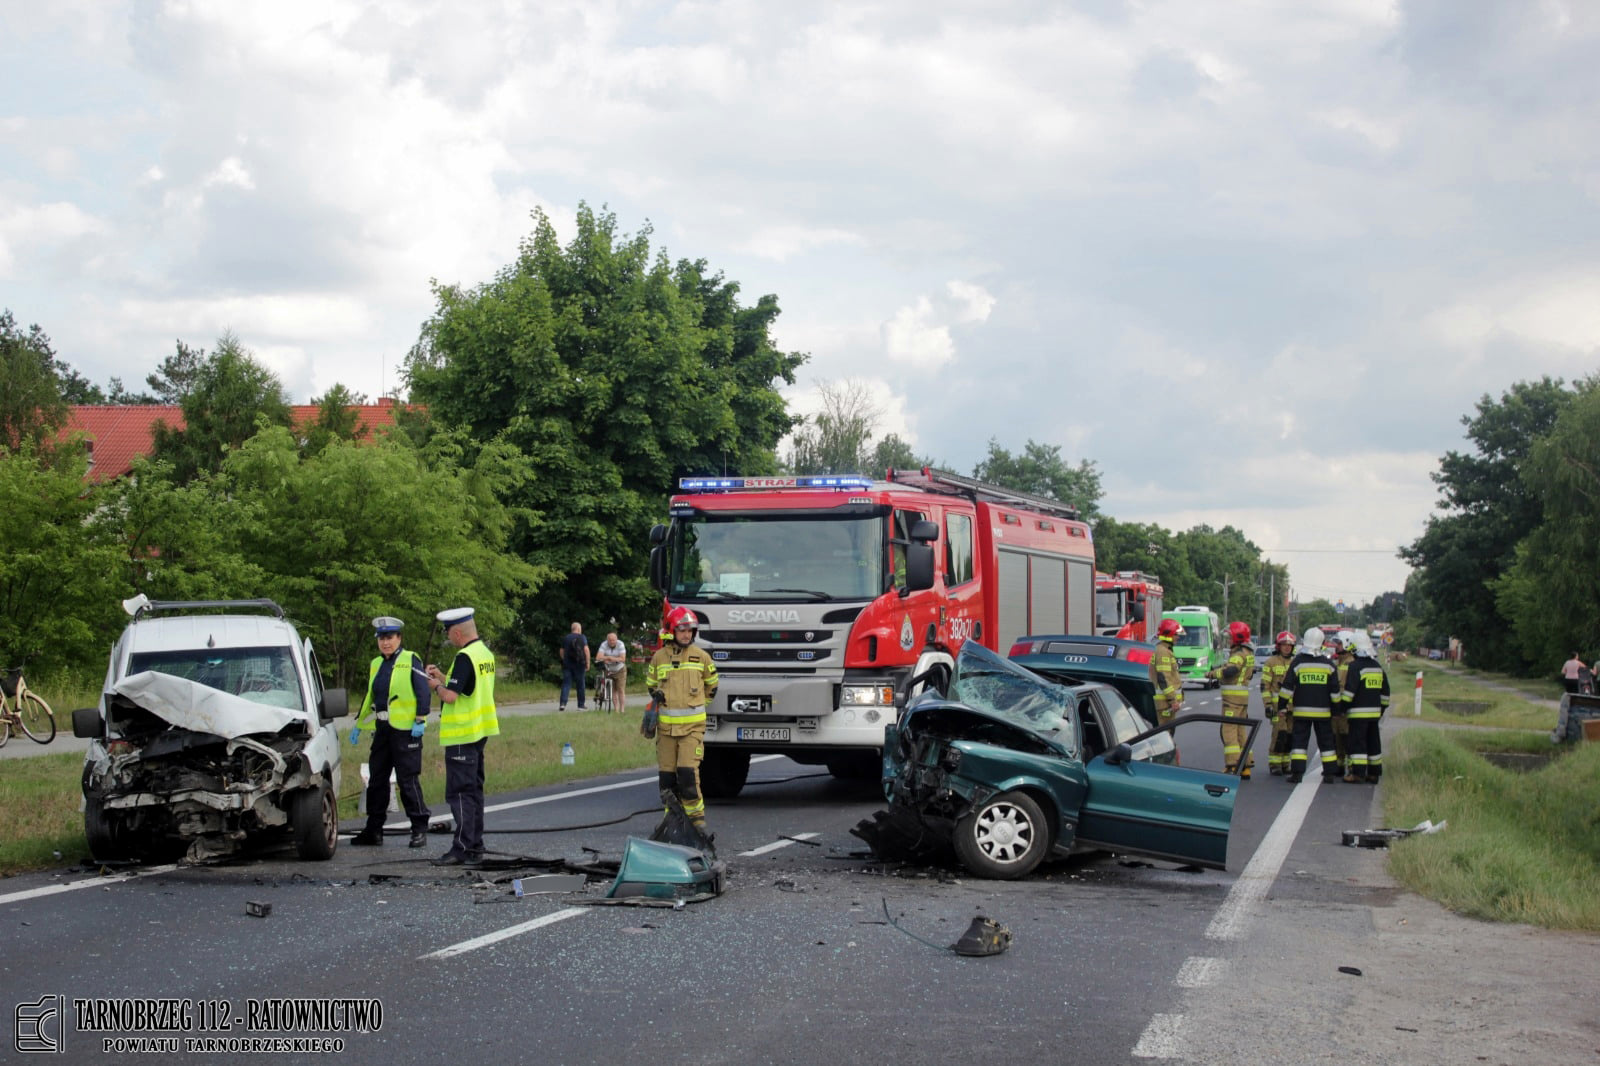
[245,900,271,917]
[1342,819,1447,848]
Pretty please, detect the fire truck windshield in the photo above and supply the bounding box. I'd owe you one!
[667,513,887,602]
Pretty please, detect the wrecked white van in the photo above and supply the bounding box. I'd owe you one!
[73,598,348,864]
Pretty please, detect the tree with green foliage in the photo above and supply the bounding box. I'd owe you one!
[1400,377,1572,672]
[973,438,1102,519]
[0,445,126,673]
[302,383,369,457]
[0,310,69,454]
[787,379,881,475]
[1492,377,1600,674]
[405,204,804,668]
[150,333,294,484]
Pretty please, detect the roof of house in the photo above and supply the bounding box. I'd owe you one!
[61,398,409,482]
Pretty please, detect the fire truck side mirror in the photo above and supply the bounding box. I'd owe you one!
[909,520,939,542]
[1132,602,1146,623]
[649,523,668,546]
[905,543,935,593]
[649,545,667,591]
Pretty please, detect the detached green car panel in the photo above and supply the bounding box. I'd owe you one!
[881,640,1251,879]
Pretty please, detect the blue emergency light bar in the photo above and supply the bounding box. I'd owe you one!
[678,475,874,492]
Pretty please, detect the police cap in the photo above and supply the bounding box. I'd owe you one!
[372,616,404,635]
[437,607,475,630]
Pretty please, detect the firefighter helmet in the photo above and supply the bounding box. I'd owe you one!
[1228,621,1252,646]
[1325,630,1348,653]
[1275,630,1296,646]
[1156,618,1182,639]
[665,606,699,633]
[1350,631,1374,656]
[1302,627,1325,653]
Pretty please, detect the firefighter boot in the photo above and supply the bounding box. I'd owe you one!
[1344,768,1366,784]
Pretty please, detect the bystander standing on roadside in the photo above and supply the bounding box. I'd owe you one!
[1561,651,1585,694]
[559,622,591,712]
[596,630,628,712]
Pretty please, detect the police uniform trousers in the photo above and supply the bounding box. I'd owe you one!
[1289,714,1340,778]
[656,718,706,819]
[1346,716,1383,780]
[361,719,431,834]
[444,737,487,856]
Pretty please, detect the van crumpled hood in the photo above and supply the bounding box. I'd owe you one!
[112,672,303,739]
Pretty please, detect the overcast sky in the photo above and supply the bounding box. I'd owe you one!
[6,1,1598,605]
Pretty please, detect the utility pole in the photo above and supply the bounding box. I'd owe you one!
[1217,574,1232,624]
[1268,571,1275,637]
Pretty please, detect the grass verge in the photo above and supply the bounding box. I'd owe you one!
[0,711,658,878]
[1387,659,1557,731]
[1383,727,1600,931]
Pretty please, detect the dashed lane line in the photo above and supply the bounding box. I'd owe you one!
[418,907,590,960]
[1134,773,1324,1058]
[737,832,819,857]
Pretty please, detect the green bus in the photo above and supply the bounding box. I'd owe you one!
[1161,607,1223,687]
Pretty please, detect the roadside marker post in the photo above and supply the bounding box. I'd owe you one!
[1414,671,1423,716]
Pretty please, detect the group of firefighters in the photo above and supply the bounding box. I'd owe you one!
[1150,619,1392,783]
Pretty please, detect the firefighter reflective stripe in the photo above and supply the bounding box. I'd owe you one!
[1150,641,1182,706]
[1345,660,1391,717]
[438,641,499,745]
[659,705,706,726]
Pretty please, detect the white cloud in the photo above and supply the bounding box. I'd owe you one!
[202,156,255,191]
[737,224,865,262]
[883,297,955,369]
[946,280,996,324]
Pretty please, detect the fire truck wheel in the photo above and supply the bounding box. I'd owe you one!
[700,749,751,799]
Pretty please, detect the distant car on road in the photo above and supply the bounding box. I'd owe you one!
[870,637,1256,880]
[1254,643,1275,666]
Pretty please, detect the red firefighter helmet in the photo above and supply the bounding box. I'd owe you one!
[665,606,699,633]
[1228,621,1252,646]
[1156,618,1182,639]
[1275,630,1296,646]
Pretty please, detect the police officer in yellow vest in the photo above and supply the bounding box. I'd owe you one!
[646,607,719,835]
[1208,621,1256,778]
[1260,630,1297,776]
[1150,619,1186,721]
[349,616,432,848]
[424,607,499,866]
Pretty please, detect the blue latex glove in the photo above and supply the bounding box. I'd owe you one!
[348,726,361,746]
[410,720,427,738]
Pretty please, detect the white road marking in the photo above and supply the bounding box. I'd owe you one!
[377,754,788,830]
[1175,956,1224,988]
[737,832,819,857]
[1206,773,1322,942]
[1132,1014,1187,1059]
[0,865,180,906]
[418,907,590,960]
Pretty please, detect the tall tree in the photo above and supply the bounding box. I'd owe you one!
[146,340,206,404]
[1400,377,1572,672]
[150,333,293,483]
[0,310,69,453]
[405,204,804,668]
[973,438,1103,518]
[303,383,369,456]
[1492,377,1600,672]
[787,379,880,475]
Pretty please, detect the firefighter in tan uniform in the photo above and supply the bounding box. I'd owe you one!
[1207,622,1257,777]
[646,606,719,835]
[1150,619,1186,721]
[1259,630,1297,776]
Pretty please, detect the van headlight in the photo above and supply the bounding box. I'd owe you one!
[841,684,894,706]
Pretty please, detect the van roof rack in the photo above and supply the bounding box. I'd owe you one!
[128,598,286,621]
[886,467,1081,521]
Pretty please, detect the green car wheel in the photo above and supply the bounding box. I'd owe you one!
[954,790,1050,879]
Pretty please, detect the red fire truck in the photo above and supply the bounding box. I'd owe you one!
[647,468,1097,797]
[1094,570,1164,642]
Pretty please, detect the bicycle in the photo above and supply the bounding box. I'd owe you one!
[594,670,619,713]
[0,667,57,746]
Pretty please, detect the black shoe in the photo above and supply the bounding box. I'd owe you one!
[462,852,485,867]
[409,829,428,848]
[1287,772,1303,783]
[431,851,467,866]
[1323,773,1341,782]
[349,831,383,846]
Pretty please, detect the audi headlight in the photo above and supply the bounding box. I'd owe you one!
[841,684,894,706]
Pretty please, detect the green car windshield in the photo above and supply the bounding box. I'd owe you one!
[948,642,1075,743]
[1173,627,1211,649]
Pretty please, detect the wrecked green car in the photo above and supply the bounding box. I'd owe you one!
[870,639,1255,880]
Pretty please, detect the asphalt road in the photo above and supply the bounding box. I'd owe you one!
[0,687,1419,1065]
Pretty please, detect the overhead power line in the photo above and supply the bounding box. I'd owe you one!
[1259,548,1399,554]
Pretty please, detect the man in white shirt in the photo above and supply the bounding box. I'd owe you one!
[596,631,628,712]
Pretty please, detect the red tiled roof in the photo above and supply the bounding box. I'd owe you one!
[61,398,411,482]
